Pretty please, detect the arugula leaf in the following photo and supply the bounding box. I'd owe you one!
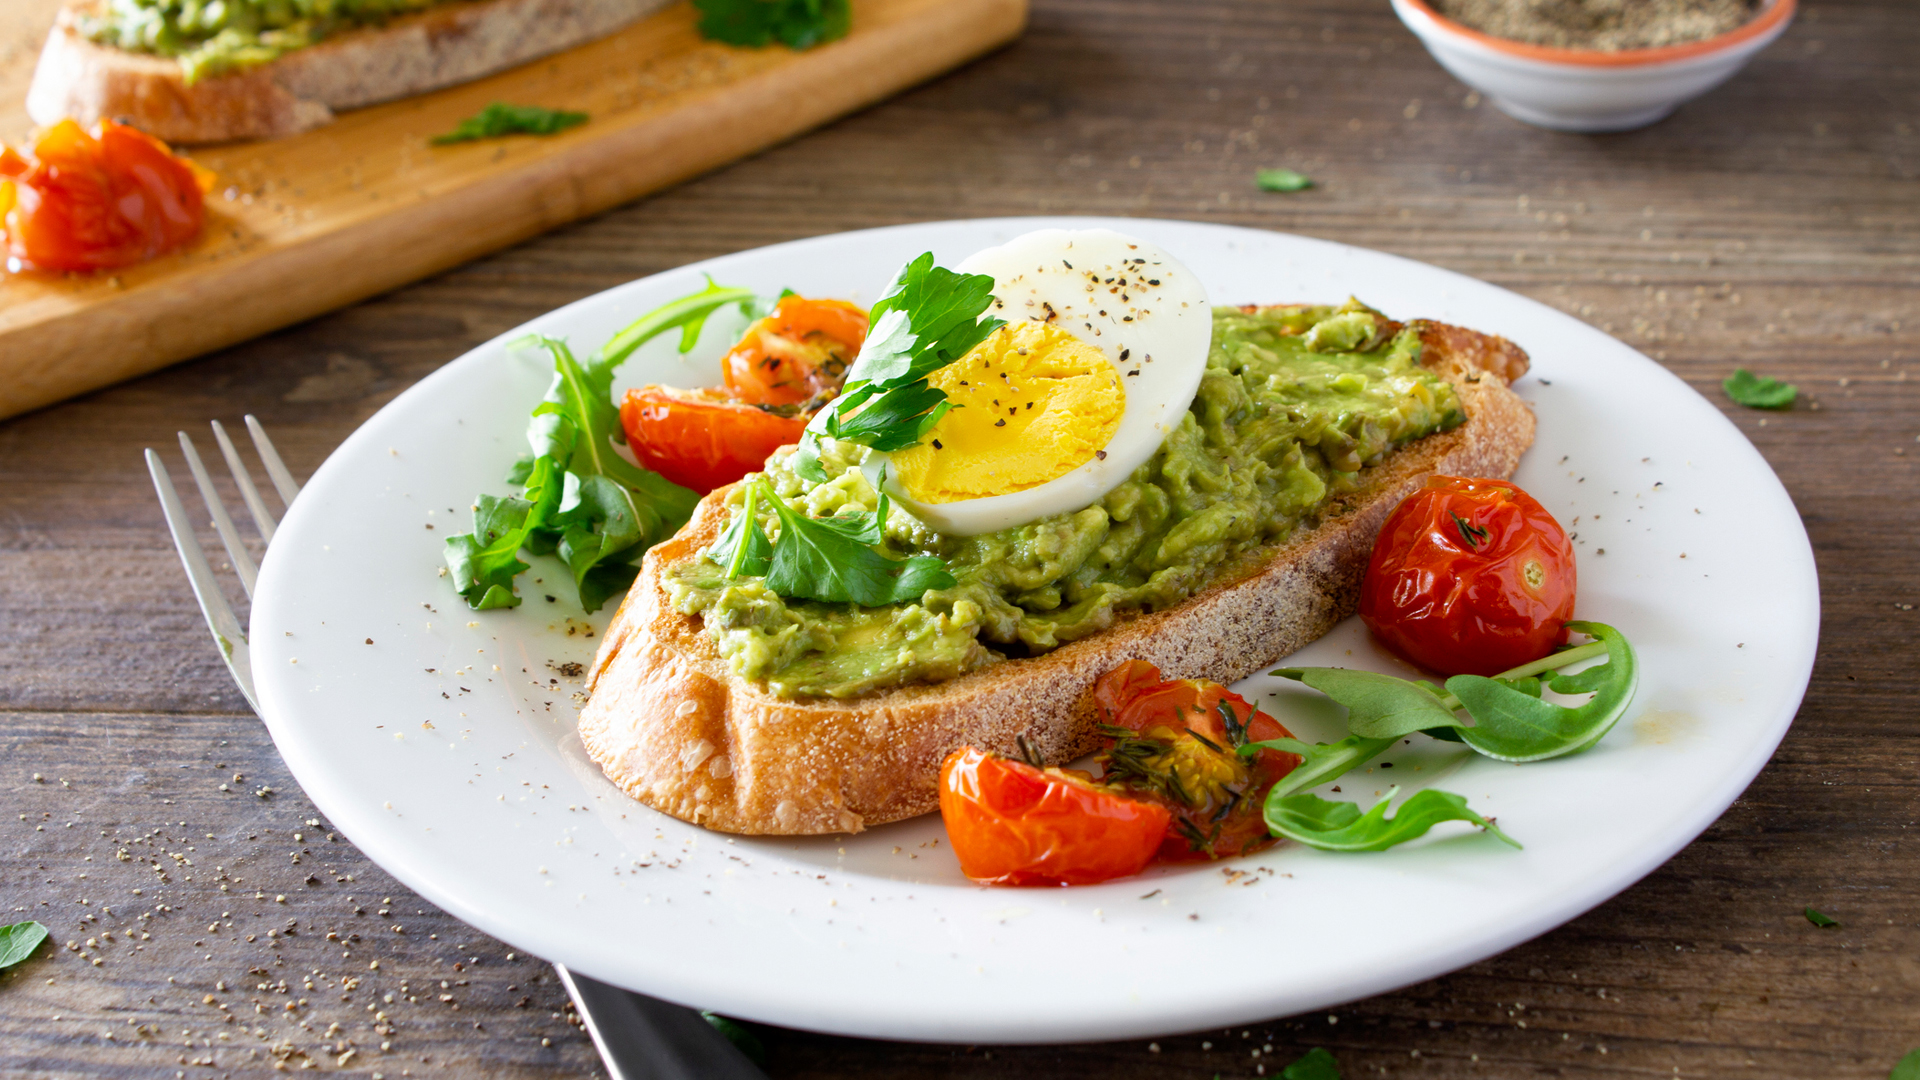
[0,920,49,969]
[709,481,773,580]
[432,103,588,145]
[1281,1047,1344,1080]
[1265,786,1519,852]
[1273,668,1459,741]
[444,456,563,609]
[1724,368,1797,409]
[758,481,954,605]
[1242,733,1397,800]
[693,0,851,50]
[793,252,1002,480]
[1891,1048,1920,1080]
[1443,622,1639,762]
[701,1011,768,1065]
[595,278,757,370]
[1256,168,1315,192]
[1804,906,1840,928]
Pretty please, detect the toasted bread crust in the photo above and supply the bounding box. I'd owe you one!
[579,316,1536,835]
[27,0,671,143]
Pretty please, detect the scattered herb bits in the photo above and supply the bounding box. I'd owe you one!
[1724,368,1797,410]
[0,920,49,969]
[1256,168,1315,192]
[1804,906,1840,928]
[433,103,589,145]
[694,0,852,50]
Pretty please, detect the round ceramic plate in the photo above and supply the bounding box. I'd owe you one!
[251,217,1817,1044]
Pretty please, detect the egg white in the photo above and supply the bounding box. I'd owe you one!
[866,228,1212,537]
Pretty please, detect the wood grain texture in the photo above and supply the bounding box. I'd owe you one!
[0,0,1028,420]
[2,0,1917,1076]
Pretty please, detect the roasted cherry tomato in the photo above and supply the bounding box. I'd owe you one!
[940,747,1171,887]
[1092,661,1302,862]
[619,386,809,493]
[1359,475,1577,676]
[0,119,212,273]
[721,295,867,407]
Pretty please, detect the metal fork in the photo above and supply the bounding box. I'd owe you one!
[148,417,766,1080]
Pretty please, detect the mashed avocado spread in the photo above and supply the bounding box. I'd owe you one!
[80,0,463,81]
[668,303,1466,699]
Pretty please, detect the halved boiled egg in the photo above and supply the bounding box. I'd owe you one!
[864,228,1212,536]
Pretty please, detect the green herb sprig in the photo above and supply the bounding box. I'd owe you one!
[707,473,954,606]
[432,103,588,145]
[790,252,1003,482]
[1724,368,1797,409]
[1242,622,1638,852]
[1804,906,1840,928]
[693,0,851,49]
[1256,168,1315,192]
[0,920,49,970]
[445,283,756,611]
[1281,1047,1344,1080]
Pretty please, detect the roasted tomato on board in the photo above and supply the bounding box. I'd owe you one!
[620,295,865,493]
[721,295,867,406]
[1092,661,1303,862]
[1359,475,1577,676]
[939,747,1171,887]
[0,119,213,273]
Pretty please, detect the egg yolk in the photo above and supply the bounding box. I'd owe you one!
[888,321,1125,504]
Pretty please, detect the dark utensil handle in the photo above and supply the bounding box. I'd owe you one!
[556,965,769,1080]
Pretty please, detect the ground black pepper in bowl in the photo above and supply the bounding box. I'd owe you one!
[1430,0,1760,51]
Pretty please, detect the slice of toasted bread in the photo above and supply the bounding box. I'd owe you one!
[578,315,1536,835]
[26,0,672,143]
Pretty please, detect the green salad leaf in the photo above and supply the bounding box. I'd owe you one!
[1724,368,1797,409]
[1804,906,1840,928]
[1443,623,1638,762]
[444,285,735,611]
[432,103,588,145]
[0,920,49,970]
[1281,1047,1344,1080]
[1264,787,1520,852]
[714,478,954,605]
[792,252,1003,480]
[1890,1048,1920,1080]
[693,0,851,50]
[1256,168,1315,192]
[1243,733,1398,801]
[1273,667,1458,742]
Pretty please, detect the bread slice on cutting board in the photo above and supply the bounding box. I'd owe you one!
[27,0,673,143]
[578,314,1537,836]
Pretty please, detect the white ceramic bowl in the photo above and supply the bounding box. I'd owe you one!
[1391,0,1796,132]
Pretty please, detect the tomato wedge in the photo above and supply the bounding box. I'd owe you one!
[939,747,1171,887]
[1093,661,1303,862]
[1,119,213,273]
[619,386,808,493]
[721,296,867,406]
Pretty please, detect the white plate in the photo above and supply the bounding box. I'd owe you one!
[251,217,1817,1044]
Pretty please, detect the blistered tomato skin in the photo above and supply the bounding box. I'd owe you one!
[939,748,1171,887]
[1359,475,1577,676]
[1,119,211,273]
[721,296,867,407]
[619,387,808,493]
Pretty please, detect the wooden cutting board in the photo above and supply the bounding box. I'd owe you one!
[0,0,1026,419]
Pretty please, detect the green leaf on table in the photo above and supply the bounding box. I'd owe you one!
[701,1011,768,1065]
[693,0,851,50]
[758,481,954,605]
[1281,1046,1344,1080]
[1890,1048,1920,1080]
[1444,622,1639,762]
[1274,667,1460,741]
[432,103,587,145]
[0,920,49,969]
[1724,368,1797,409]
[1265,786,1520,853]
[1256,168,1315,192]
[1804,906,1840,928]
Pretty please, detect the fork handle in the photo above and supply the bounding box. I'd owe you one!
[556,966,768,1080]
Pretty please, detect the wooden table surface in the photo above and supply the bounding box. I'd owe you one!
[3,1,1916,1076]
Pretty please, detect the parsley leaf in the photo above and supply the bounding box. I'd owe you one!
[754,479,955,605]
[693,0,851,50]
[1891,1048,1920,1080]
[1804,906,1840,928]
[1724,368,1797,409]
[1265,786,1520,852]
[0,920,49,970]
[1281,1047,1344,1080]
[1256,168,1315,192]
[432,103,588,145]
[793,252,1002,480]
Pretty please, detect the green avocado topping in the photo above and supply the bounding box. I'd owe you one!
[79,0,467,82]
[668,302,1467,699]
